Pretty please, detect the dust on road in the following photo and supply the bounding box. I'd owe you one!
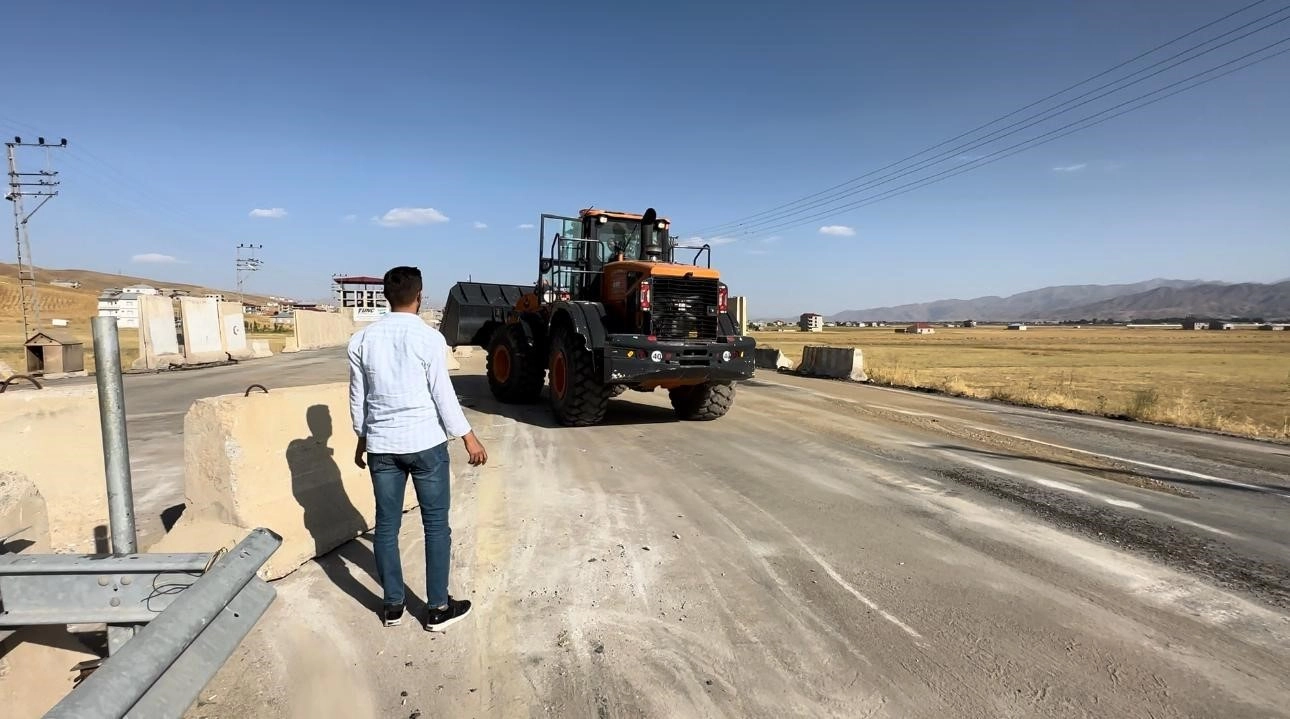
[188,360,1290,719]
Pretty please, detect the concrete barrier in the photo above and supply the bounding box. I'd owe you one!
[248,338,273,358]
[445,345,462,371]
[731,296,748,335]
[797,345,867,382]
[0,471,50,554]
[152,383,417,580]
[0,360,15,381]
[753,346,794,371]
[179,297,225,364]
[282,337,300,353]
[0,387,107,552]
[293,311,357,351]
[218,301,251,359]
[452,345,475,358]
[134,294,184,370]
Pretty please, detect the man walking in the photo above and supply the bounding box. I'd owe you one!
[348,266,488,631]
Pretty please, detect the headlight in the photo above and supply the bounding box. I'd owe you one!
[650,350,663,362]
[721,350,732,362]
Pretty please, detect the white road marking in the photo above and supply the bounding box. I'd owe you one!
[127,410,186,421]
[952,455,1237,538]
[963,425,1290,498]
[731,494,924,642]
[868,404,946,420]
[1033,477,1089,495]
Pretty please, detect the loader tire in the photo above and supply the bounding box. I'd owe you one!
[548,329,609,426]
[669,381,735,421]
[487,324,544,404]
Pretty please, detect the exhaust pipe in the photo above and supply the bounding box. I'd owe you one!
[641,207,661,261]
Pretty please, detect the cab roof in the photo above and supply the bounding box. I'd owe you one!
[579,208,671,224]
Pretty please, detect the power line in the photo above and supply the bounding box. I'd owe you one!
[710,12,1290,238]
[0,114,222,244]
[691,1,1285,236]
[722,38,1290,240]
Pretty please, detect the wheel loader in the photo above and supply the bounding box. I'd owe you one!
[440,207,755,426]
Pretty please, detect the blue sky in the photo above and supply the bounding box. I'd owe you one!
[4,0,1288,315]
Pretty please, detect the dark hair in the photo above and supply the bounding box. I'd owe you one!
[383,266,422,308]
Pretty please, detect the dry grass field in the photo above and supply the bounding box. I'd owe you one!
[0,265,283,372]
[752,326,1290,440]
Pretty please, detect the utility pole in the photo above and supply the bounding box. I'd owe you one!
[5,135,67,340]
[235,243,263,305]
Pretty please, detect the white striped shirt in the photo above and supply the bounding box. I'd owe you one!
[347,312,472,454]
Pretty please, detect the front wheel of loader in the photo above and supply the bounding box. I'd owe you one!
[669,381,736,421]
[548,329,609,426]
[487,324,544,403]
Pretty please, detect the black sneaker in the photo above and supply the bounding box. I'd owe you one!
[383,604,405,627]
[424,598,471,632]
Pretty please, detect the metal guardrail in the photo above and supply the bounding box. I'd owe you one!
[42,528,282,718]
[0,317,283,718]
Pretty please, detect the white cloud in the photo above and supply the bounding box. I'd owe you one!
[473,221,488,229]
[373,207,450,227]
[249,207,287,219]
[818,225,856,237]
[342,214,357,223]
[132,253,185,264]
[1052,163,1087,172]
[517,223,536,229]
[762,236,781,244]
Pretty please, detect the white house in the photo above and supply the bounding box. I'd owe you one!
[97,289,148,329]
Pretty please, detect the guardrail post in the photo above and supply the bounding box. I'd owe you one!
[91,316,137,556]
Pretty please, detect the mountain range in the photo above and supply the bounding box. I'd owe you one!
[830,279,1290,322]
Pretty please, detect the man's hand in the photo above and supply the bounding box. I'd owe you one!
[463,431,488,466]
[354,436,367,470]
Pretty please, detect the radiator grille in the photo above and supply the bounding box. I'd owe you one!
[650,277,719,339]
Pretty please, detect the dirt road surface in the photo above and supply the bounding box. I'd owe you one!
[118,352,1289,718]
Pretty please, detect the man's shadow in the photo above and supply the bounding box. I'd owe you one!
[286,405,425,618]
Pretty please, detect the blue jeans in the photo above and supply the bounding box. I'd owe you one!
[367,442,452,608]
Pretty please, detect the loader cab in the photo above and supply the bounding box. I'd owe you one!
[583,210,673,266]
[537,209,673,302]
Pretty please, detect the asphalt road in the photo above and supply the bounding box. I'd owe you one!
[171,351,1290,719]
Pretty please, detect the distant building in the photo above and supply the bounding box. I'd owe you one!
[1181,319,1206,330]
[799,313,824,332]
[1209,320,1235,331]
[203,292,225,302]
[1259,323,1285,331]
[271,312,295,327]
[964,319,978,328]
[906,322,935,335]
[125,284,160,295]
[49,280,81,289]
[96,288,152,329]
[1007,323,1028,331]
[333,275,391,323]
